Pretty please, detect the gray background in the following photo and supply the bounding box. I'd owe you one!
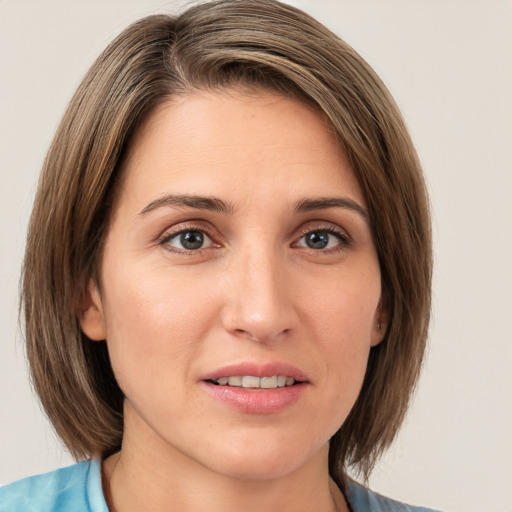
[1,1,511,510]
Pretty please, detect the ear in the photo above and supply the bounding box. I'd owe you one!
[370,300,388,347]
[78,279,107,341]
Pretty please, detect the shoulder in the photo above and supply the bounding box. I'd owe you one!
[0,459,108,512]
[345,479,443,512]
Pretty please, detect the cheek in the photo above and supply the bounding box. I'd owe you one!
[307,267,380,345]
[99,262,218,396]
[303,267,380,391]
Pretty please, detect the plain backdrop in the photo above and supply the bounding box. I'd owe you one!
[1,1,511,511]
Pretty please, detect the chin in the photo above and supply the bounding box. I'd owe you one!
[212,458,301,482]
[202,439,325,482]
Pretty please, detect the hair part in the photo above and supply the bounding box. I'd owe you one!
[23,0,431,487]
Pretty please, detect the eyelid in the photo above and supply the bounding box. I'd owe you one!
[292,221,352,250]
[158,221,221,253]
[295,220,350,239]
[156,219,351,255]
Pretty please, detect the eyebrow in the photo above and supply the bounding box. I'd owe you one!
[139,194,368,220]
[139,195,235,215]
[294,197,368,220]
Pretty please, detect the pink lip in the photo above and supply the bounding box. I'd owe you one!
[200,362,309,382]
[200,362,309,415]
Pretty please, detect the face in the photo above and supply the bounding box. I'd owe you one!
[81,89,385,481]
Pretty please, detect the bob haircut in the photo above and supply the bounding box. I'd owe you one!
[22,0,431,486]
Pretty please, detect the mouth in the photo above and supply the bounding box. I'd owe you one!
[207,375,299,389]
[201,362,309,414]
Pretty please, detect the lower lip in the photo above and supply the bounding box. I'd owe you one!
[202,382,307,414]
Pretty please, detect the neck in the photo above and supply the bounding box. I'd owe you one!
[102,415,348,512]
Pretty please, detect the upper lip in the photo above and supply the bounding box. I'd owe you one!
[200,362,309,383]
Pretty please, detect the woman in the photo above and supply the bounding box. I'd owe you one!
[1,1,435,510]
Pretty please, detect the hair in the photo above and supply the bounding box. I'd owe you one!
[22,0,431,487]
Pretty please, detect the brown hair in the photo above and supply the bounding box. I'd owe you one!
[22,0,431,486]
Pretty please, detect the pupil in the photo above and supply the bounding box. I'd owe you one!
[180,231,204,250]
[306,231,329,249]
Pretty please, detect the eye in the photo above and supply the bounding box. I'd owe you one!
[161,229,214,251]
[296,229,347,250]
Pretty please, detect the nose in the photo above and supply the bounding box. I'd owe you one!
[220,245,299,344]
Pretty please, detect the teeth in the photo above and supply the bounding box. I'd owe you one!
[227,376,242,387]
[242,376,261,388]
[214,375,297,389]
[260,376,277,388]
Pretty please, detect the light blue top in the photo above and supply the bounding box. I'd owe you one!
[0,459,441,511]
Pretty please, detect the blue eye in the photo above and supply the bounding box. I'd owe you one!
[297,230,345,250]
[164,230,213,251]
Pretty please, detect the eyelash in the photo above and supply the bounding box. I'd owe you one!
[158,223,219,254]
[158,223,351,255]
[293,226,351,253]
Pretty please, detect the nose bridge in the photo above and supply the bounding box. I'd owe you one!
[222,237,296,342]
[244,245,280,312]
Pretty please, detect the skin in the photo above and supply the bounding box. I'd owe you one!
[80,88,386,512]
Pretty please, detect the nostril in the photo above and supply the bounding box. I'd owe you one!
[233,328,292,344]
[246,332,265,343]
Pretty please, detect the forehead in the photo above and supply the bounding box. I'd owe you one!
[115,88,364,212]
